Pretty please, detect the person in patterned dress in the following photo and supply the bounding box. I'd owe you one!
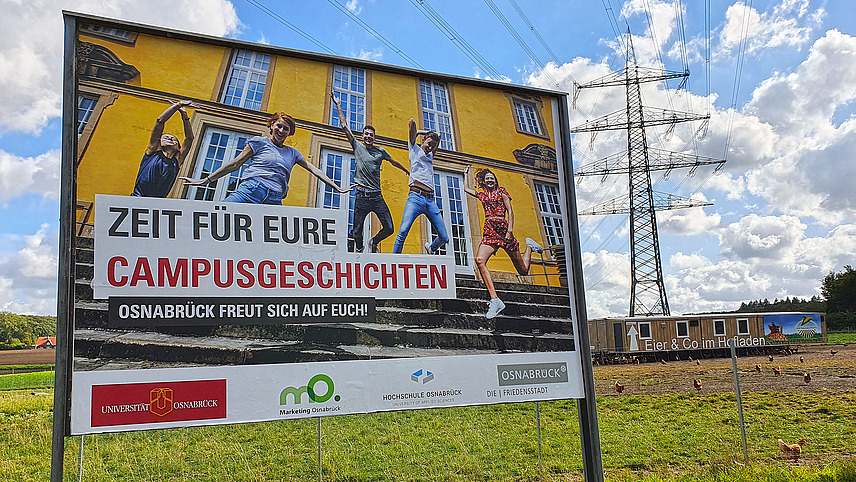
[464,166,543,319]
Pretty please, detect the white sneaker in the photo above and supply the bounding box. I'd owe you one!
[525,237,544,253]
[486,298,506,319]
[424,241,435,254]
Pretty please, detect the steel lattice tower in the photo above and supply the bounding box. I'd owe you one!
[571,35,725,316]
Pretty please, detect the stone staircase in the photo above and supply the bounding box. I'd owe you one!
[73,236,574,368]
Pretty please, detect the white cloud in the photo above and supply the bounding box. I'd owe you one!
[346,0,362,15]
[716,0,822,57]
[0,224,58,315]
[720,213,805,260]
[0,149,60,201]
[0,0,240,135]
[356,48,383,62]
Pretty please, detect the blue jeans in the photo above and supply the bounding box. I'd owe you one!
[224,178,283,205]
[350,190,395,252]
[393,191,449,254]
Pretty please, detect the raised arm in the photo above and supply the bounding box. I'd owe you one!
[408,118,418,146]
[386,156,410,176]
[463,165,477,197]
[147,100,193,155]
[295,157,350,194]
[177,103,195,164]
[331,94,357,145]
[180,143,254,187]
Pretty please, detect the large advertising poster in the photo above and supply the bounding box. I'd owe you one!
[62,12,586,435]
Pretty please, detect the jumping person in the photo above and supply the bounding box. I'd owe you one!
[392,118,449,254]
[182,112,347,204]
[464,165,543,319]
[331,94,409,252]
[132,100,195,197]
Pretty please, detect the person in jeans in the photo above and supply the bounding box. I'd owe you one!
[464,165,543,319]
[392,118,449,255]
[132,100,195,197]
[182,112,347,204]
[331,94,409,252]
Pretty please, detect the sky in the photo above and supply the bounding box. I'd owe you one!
[0,0,854,317]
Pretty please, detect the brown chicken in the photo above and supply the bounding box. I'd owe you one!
[661,359,667,365]
[755,364,763,372]
[831,349,838,356]
[778,438,806,460]
[804,373,812,384]
[696,359,701,366]
[768,355,774,362]
[614,380,625,394]
[773,366,781,375]
[800,356,805,363]
[692,378,702,392]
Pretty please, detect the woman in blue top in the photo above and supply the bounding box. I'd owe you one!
[132,100,195,197]
[182,112,347,204]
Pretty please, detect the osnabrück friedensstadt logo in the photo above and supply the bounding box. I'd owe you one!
[496,362,569,386]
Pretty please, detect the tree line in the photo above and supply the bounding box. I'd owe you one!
[737,266,856,330]
[0,312,57,349]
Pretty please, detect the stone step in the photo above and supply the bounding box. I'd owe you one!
[74,329,507,365]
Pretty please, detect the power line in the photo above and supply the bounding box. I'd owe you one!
[507,0,562,65]
[244,0,338,56]
[723,0,754,160]
[409,0,506,80]
[326,0,424,70]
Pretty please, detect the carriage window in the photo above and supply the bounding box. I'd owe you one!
[713,319,726,337]
[737,318,749,335]
[638,322,651,339]
[676,320,688,338]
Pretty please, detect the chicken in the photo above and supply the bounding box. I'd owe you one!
[755,364,763,372]
[688,356,693,362]
[778,438,806,460]
[692,378,702,392]
[773,366,781,375]
[769,355,774,362]
[830,349,838,356]
[804,373,811,384]
[614,380,625,395]
[696,359,701,366]
[634,357,640,365]
[661,359,667,365]
[800,356,805,363]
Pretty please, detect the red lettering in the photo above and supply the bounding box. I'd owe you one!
[335,262,352,289]
[297,261,314,288]
[381,263,397,289]
[364,263,379,289]
[192,259,211,288]
[258,260,276,288]
[213,259,233,288]
[429,264,447,289]
[280,261,295,288]
[107,256,128,286]
[130,258,154,287]
[158,258,187,287]
[236,260,254,288]
[398,264,413,289]
[317,262,333,289]
[415,264,428,289]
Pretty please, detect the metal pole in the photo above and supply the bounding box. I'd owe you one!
[77,435,85,482]
[317,417,322,481]
[729,340,749,466]
[52,13,80,482]
[535,402,544,478]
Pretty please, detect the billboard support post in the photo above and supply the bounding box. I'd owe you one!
[51,12,79,482]
[557,98,604,481]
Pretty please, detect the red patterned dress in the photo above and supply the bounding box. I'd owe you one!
[476,187,519,251]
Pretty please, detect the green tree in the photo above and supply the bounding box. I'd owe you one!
[822,266,856,329]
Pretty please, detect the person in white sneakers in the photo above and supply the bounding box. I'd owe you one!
[464,166,544,319]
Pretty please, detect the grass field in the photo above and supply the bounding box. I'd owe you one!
[1,387,855,481]
[827,332,856,344]
[0,370,54,390]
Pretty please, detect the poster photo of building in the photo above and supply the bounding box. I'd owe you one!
[61,12,588,435]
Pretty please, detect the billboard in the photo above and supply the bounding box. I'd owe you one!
[58,12,590,436]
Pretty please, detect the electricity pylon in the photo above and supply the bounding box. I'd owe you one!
[571,34,724,316]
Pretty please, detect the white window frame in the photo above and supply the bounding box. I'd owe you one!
[77,95,98,137]
[736,318,750,336]
[82,24,132,40]
[330,66,366,132]
[430,171,473,273]
[713,319,726,337]
[420,80,454,150]
[534,182,563,247]
[221,50,271,111]
[638,321,652,339]
[514,100,542,135]
[186,128,251,202]
[675,320,689,338]
[316,149,370,246]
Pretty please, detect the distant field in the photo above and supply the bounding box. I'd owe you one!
[0,349,56,366]
[828,332,856,344]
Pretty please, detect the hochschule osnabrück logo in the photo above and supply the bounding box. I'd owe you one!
[279,374,340,405]
[411,368,434,384]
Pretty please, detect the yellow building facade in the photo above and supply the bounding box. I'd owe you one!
[76,20,570,286]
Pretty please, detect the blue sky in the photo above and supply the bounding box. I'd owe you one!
[1,0,854,316]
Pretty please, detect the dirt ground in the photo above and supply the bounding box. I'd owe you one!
[0,349,57,372]
[594,343,856,397]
